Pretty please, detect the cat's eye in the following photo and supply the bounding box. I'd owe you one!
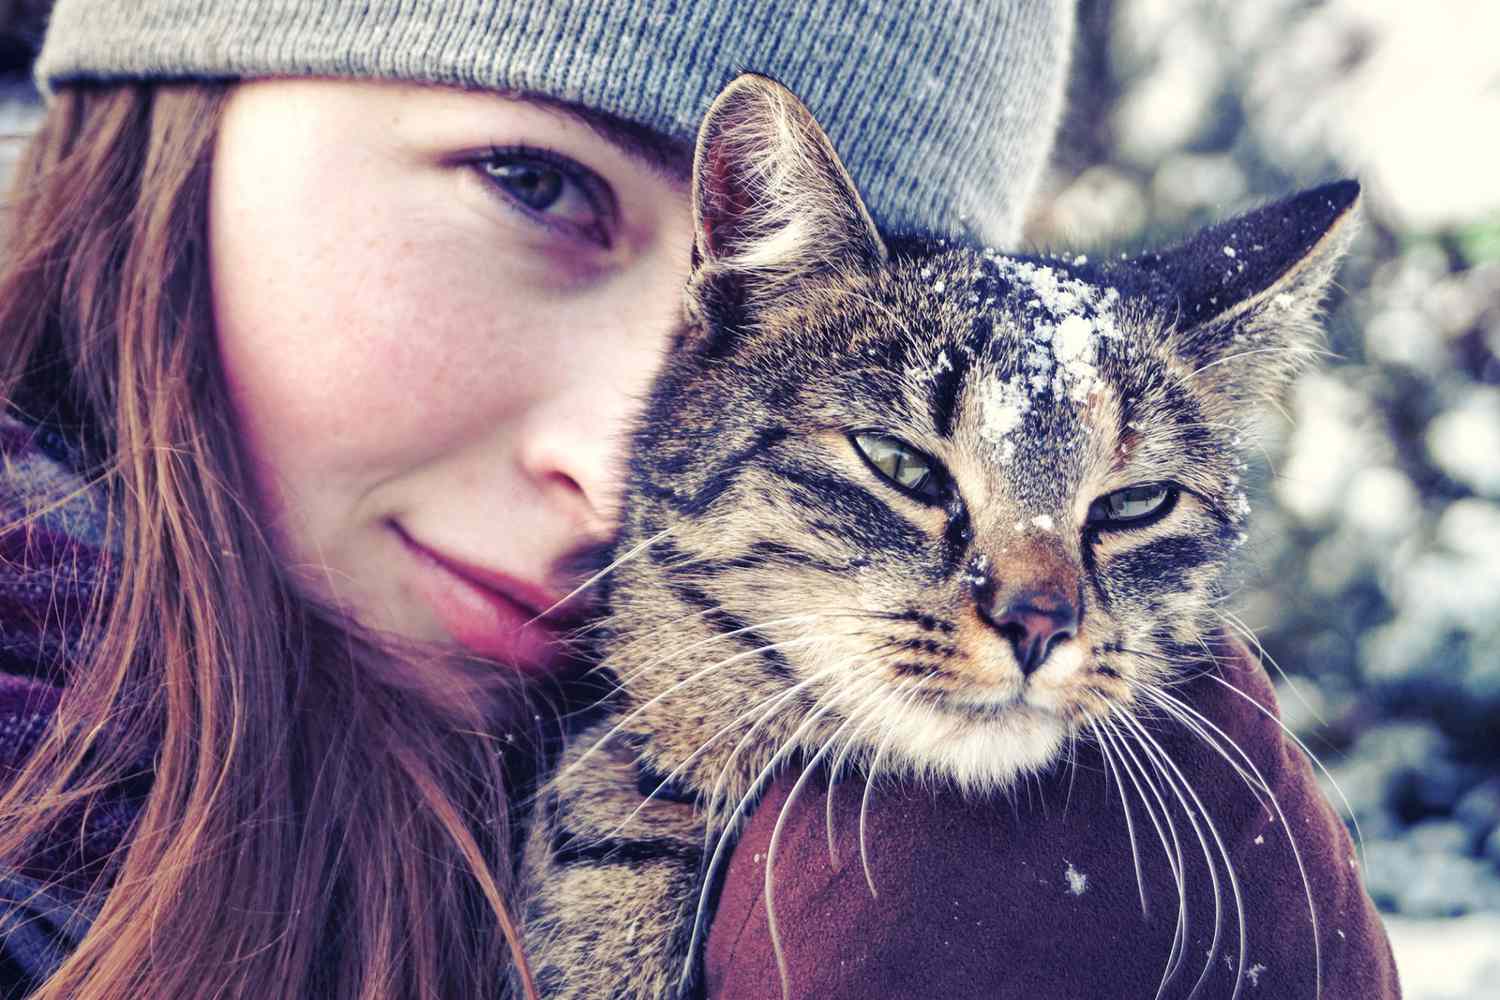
[1087,483,1178,528]
[477,146,614,246]
[850,431,945,502]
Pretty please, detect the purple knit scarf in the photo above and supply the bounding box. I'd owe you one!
[0,413,140,898]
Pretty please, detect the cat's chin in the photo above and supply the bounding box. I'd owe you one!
[875,697,1069,794]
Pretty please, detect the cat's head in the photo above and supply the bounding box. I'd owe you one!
[624,75,1357,789]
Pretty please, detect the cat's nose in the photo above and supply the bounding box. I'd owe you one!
[983,587,1078,676]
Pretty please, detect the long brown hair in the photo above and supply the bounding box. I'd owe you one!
[0,83,538,998]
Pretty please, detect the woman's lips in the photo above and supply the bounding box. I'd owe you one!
[394,526,583,673]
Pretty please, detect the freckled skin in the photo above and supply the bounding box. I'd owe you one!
[516,76,1358,998]
[210,80,693,669]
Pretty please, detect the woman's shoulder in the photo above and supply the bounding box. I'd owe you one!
[0,869,91,999]
[705,639,1401,999]
[1,647,76,1000]
[0,647,102,999]
[0,412,105,999]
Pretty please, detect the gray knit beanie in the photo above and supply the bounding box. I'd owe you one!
[36,0,1073,245]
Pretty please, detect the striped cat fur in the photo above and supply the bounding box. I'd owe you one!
[513,74,1359,999]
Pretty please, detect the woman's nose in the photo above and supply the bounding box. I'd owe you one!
[515,397,627,541]
[514,333,668,542]
[516,226,693,542]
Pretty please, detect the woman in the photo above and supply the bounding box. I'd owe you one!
[0,1,1075,996]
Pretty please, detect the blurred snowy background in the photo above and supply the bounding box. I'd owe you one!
[1024,1,1500,996]
[3,0,1498,996]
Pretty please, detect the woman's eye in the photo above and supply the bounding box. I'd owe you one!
[1087,483,1177,528]
[487,159,564,210]
[478,148,613,246]
[851,431,945,502]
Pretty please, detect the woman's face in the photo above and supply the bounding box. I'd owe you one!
[210,79,694,674]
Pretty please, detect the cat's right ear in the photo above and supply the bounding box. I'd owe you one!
[686,73,887,330]
[1123,180,1360,406]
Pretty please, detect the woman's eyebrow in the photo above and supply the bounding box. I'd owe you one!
[521,93,693,187]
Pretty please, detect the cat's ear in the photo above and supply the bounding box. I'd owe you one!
[688,73,886,304]
[1127,180,1360,402]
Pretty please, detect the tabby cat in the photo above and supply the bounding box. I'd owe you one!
[515,74,1358,999]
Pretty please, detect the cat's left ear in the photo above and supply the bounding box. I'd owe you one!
[1126,180,1360,401]
[687,73,887,315]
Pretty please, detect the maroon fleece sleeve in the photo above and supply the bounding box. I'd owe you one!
[704,639,1400,999]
